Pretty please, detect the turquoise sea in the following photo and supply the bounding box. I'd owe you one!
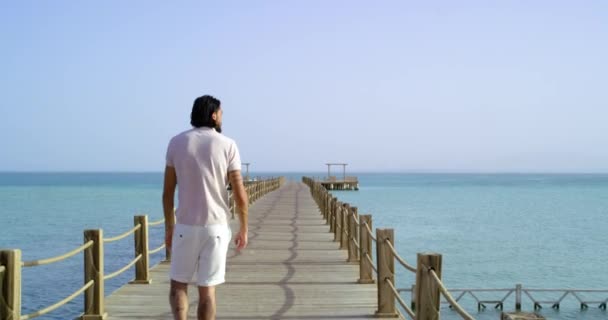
[1,172,607,319]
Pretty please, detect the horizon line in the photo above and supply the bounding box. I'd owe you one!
[2,170,608,175]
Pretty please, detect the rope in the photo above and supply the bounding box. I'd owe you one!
[104,254,142,280]
[422,266,441,320]
[386,278,416,319]
[22,241,94,267]
[104,224,141,243]
[364,253,378,274]
[352,214,360,225]
[353,238,360,249]
[364,222,377,242]
[385,240,416,273]
[148,218,165,226]
[149,244,166,255]
[21,280,94,320]
[428,269,475,320]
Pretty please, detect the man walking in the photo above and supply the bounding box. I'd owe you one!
[162,95,249,320]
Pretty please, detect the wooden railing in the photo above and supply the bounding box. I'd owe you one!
[0,177,283,320]
[302,177,608,319]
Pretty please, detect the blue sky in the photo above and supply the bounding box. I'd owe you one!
[1,1,607,172]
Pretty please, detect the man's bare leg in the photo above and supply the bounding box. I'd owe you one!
[170,280,189,320]
[197,286,216,320]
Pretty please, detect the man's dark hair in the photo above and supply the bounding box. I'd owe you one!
[190,95,221,128]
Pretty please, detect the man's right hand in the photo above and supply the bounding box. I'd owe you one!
[234,228,248,251]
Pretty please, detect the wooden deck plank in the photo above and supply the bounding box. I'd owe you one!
[105,182,381,319]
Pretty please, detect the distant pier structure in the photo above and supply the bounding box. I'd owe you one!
[319,163,359,191]
[242,162,251,182]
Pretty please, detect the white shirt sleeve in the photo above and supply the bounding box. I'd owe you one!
[227,141,242,172]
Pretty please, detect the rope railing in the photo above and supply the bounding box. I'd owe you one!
[148,218,165,227]
[149,244,166,255]
[524,288,608,310]
[22,241,94,267]
[0,177,285,320]
[364,253,378,274]
[428,268,475,320]
[20,280,94,320]
[364,222,377,242]
[302,175,608,318]
[104,254,142,281]
[386,278,416,319]
[397,285,608,312]
[385,240,416,273]
[104,224,141,243]
[443,288,514,310]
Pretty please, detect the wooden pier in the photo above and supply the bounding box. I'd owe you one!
[104,181,377,319]
[320,163,359,190]
[319,177,359,191]
[4,176,606,320]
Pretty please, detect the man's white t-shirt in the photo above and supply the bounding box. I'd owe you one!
[166,127,242,226]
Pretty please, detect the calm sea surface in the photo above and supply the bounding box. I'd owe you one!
[1,172,607,319]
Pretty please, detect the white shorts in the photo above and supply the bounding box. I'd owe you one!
[170,224,232,287]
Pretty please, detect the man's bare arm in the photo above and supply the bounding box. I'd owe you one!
[162,166,177,249]
[229,170,249,250]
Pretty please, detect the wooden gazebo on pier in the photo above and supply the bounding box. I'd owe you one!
[319,163,359,191]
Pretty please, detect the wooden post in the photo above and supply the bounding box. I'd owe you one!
[415,252,442,320]
[340,204,349,249]
[358,215,374,284]
[347,207,359,262]
[0,249,21,320]
[131,215,150,284]
[326,194,330,226]
[326,194,330,221]
[82,229,107,320]
[515,283,522,311]
[327,195,332,221]
[329,198,336,231]
[334,202,342,242]
[321,191,325,217]
[322,193,327,218]
[324,194,330,222]
[376,229,398,317]
[248,185,253,204]
[411,284,416,311]
[333,197,338,231]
